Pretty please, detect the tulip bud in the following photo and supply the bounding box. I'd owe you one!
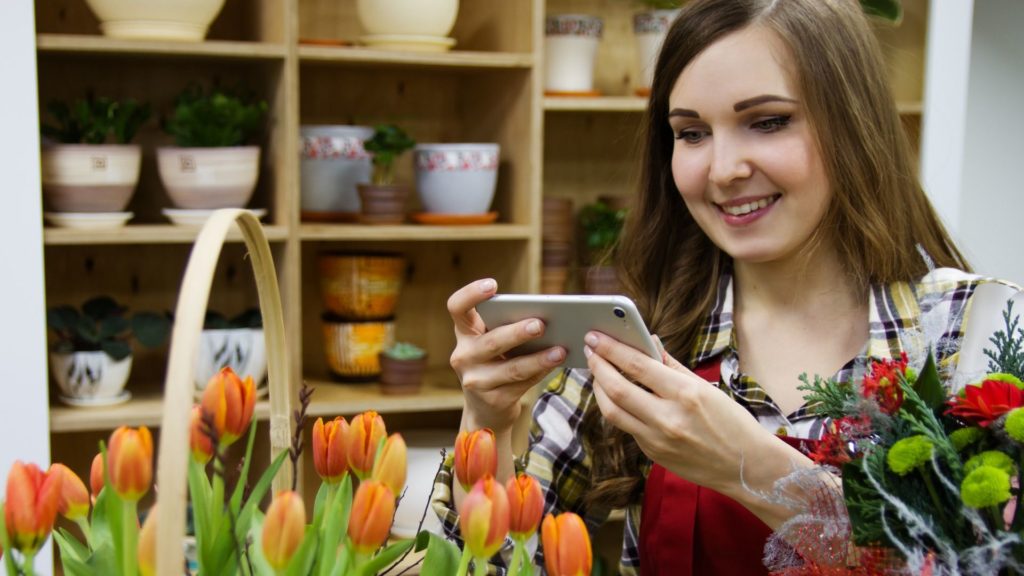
[348,480,395,555]
[506,473,543,539]
[454,429,497,492]
[312,416,349,483]
[262,491,307,570]
[138,504,158,576]
[200,367,256,447]
[107,426,153,502]
[51,463,90,521]
[190,405,215,464]
[459,476,510,560]
[89,453,104,498]
[347,411,386,479]
[371,433,407,497]
[541,512,592,576]
[5,461,63,553]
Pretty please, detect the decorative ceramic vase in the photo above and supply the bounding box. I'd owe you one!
[194,328,267,393]
[300,125,374,222]
[356,0,459,52]
[377,353,428,395]
[633,10,680,96]
[357,184,410,224]
[49,351,132,406]
[83,0,227,42]
[414,143,499,214]
[157,146,260,209]
[544,14,603,94]
[41,144,141,212]
[318,253,406,320]
[322,317,395,380]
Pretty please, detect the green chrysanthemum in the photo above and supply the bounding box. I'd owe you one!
[1006,408,1024,443]
[949,427,984,451]
[960,465,1012,508]
[904,367,918,384]
[964,450,1015,476]
[886,435,934,476]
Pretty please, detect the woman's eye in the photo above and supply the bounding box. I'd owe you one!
[751,115,791,133]
[674,129,708,144]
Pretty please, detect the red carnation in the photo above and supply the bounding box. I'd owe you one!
[861,353,909,414]
[946,378,1024,427]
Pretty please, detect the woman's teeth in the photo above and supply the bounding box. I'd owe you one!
[721,195,778,216]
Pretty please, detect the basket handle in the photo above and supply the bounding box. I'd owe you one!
[155,209,294,575]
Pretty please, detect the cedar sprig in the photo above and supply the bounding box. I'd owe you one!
[798,372,857,419]
[984,300,1024,380]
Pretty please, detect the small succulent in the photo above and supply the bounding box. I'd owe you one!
[382,341,426,361]
[46,296,171,361]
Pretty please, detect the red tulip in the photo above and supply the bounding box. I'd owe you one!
[107,426,153,502]
[348,480,395,555]
[947,377,1024,427]
[346,411,386,480]
[200,367,256,447]
[454,429,497,492]
[541,512,592,576]
[312,416,349,483]
[190,405,214,464]
[506,473,544,539]
[459,476,510,560]
[371,433,407,497]
[51,463,90,521]
[5,461,62,553]
[138,504,158,576]
[89,453,104,498]
[262,491,307,570]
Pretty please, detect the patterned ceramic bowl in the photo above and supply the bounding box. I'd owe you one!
[300,125,374,220]
[414,143,499,214]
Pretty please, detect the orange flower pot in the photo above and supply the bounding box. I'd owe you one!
[319,253,406,319]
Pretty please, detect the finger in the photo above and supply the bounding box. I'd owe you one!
[586,331,699,398]
[460,317,559,365]
[588,353,648,437]
[469,348,567,390]
[447,278,497,335]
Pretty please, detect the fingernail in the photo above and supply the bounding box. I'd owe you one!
[479,279,496,293]
[526,320,542,335]
[546,348,564,363]
[583,345,593,358]
[584,332,598,347]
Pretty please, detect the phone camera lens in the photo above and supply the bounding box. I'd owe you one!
[613,307,626,318]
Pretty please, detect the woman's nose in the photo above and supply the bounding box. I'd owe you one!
[708,134,753,187]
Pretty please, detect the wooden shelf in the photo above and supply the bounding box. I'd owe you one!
[298,45,533,70]
[50,391,273,433]
[43,225,290,245]
[36,34,287,61]
[299,223,532,242]
[544,96,647,113]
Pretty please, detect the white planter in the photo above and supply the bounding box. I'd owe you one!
[300,125,374,220]
[356,0,458,38]
[414,144,499,214]
[194,328,267,393]
[49,351,132,405]
[157,146,260,209]
[83,0,227,42]
[41,144,141,213]
[544,15,603,94]
[633,10,680,95]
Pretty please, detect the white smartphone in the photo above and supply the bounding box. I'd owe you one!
[476,294,661,369]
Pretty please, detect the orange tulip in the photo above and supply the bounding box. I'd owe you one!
[138,504,158,576]
[347,480,395,555]
[346,411,386,479]
[506,473,543,539]
[200,367,256,447]
[454,429,497,491]
[190,405,214,464]
[51,463,90,521]
[541,512,592,576]
[459,476,510,560]
[5,461,62,553]
[89,453,104,498]
[371,433,407,496]
[262,491,306,570]
[107,426,153,502]
[312,416,349,483]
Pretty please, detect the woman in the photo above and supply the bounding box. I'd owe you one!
[436,0,1019,573]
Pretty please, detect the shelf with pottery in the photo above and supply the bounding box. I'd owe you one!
[43,223,291,245]
[49,390,273,433]
[299,223,532,242]
[35,34,288,61]
[298,45,533,70]
[305,368,465,418]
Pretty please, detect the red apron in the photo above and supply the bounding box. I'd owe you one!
[639,359,818,575]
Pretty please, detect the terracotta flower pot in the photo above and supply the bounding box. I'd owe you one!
[377,354,428,395]
[357,183,409,224]
[318,253,406,319]
[322,316,395,380]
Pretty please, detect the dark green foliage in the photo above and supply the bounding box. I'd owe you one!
[984,300,1024,380]
[41,96,151,144]
[363,124,416,185]
[46,296,170,360]
[203,308,262,330]
[798,372,857,419]
[579,200,627,257]
[912,353,946,411]
[861,0,903,22]
[163,84,268,148]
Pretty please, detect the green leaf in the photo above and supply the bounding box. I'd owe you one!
[101,340,132,362]
[312,481,330,532]
[317,476,352,576]
[47,305,79,332]
[357,539,415,576]
[415,531,462,576]
[188,458,214,562]
[327,544,352,576]
[230,418,261,516]
[99,315,130,341]
[82,296,122,321]
[284,526,320,576]
[912,352,945,411]
[236,450,290,543]
[247,516,277,576]
[54,530,92,576]
[131,312,170,348]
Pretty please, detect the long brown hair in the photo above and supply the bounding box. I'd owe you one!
[582,0,969,509]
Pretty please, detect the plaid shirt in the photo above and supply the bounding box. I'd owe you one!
[433,268,1020,574]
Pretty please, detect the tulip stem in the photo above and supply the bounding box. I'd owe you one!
[507,539,524,576]
[21,550,37,576]
[123,500,139,576]
[455,546,472,576]
[75,517,92,547]
[472,557,488,576]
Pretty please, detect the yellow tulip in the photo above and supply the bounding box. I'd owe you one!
[371,433,407,496]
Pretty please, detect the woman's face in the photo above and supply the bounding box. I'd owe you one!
[668,26,831,266]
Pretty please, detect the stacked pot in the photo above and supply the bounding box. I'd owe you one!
[541,197,574,294]
[318,253,405,381]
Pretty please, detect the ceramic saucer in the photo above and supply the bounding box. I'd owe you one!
[44,211,133,230]
[359,34,456,53]
[163,208,267,227]
[411,211,498,225]
[59,390,132,407]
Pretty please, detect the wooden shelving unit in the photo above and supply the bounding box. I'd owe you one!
[43,224,291,245]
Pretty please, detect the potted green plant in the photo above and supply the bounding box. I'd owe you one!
[378,341,427,395]
[46,295,170,406]
[157,84,268,214]
[578,199,627,295]
[40,96,151,222]
[357,124,416,224]
[195,308,266,395]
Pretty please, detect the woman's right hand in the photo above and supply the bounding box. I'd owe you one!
[447,278,567,432]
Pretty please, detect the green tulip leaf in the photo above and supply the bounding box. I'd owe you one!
[317,475,352,576]
[416,531,462,576]
[357,539,415,576]
[284,526,321,576]
[229,419,261,516]
[187,458,213,558]
[54,529,91,576]
[247,516,277,576]
[235,449,290,543]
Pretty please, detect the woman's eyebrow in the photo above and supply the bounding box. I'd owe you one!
[734,94,797,112]
[668,108,700,119]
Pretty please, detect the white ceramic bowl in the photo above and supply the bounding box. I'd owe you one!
[41,144,142,212]
[83,0,227,41]
[194,328,268,392]
[300,125,374,217]
[50,351,132,403]
[356,0,458,38]
[162,208,266,227]
[44,212,133,230]
[414,143,499,214]
[157,146,260,209]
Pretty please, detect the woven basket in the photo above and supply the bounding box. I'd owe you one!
[153,209,294,575]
